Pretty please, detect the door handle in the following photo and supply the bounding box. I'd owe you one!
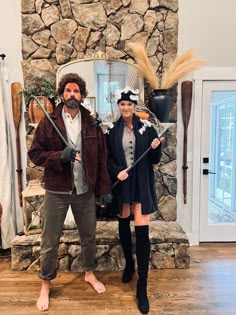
[202,169,216,175]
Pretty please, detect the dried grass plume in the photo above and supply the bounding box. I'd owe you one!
[128,42,160,89]
[129,43,206,90]
[161,48,206,89]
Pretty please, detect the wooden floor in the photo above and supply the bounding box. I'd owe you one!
[1,243,236,315]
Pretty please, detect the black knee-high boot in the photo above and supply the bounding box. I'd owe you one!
[118,216,135,283]
[135,225,150,314]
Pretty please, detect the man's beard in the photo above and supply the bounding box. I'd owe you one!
[64,98,81,109]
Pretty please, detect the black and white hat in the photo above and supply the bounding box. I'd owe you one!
[115,86,140,105]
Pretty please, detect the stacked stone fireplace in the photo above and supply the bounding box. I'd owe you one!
[11,0,190,271]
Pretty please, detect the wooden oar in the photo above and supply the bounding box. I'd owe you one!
[11,82,23,206]
[181,80,193,204]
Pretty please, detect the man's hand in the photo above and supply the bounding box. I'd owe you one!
[60,147,77,163]
[98,194,113,208]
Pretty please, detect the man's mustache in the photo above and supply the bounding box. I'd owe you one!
[64,97,81,108]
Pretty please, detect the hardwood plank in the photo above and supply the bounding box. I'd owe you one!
[1,243,236,314]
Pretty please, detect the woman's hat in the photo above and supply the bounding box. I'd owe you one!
[116,86,140,104]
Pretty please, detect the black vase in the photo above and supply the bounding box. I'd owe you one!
[148,89,171,122]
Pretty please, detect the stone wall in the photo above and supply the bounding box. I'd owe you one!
[12,221,190,271]
[22,0,179,222]
[21,0,178,77]
[21,0,178,120]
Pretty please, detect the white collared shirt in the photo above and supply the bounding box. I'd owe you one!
[62,107,88,195]
[62,109,80,147]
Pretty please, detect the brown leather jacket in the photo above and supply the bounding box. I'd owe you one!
[28,103,111,195]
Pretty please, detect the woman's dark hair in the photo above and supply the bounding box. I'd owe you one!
[57,73,88,97]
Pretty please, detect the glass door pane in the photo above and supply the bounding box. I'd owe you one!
[209,91,236,223]
[200,81,236,241]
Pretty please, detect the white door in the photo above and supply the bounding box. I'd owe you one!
[200,81,236,241]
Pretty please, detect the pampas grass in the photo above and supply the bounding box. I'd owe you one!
[161,48,206,89]
[128,42,160,89]
[128,43,206,90]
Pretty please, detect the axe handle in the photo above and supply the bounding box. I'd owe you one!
[29,95,69,147]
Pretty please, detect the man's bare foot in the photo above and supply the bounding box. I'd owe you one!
[84,271,105,294]
[36,280,50,311]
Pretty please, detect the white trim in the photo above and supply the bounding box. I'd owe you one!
[191,79,203,245]
[186,233,194,246]
[192,67,236,244]
[193,67,236,80]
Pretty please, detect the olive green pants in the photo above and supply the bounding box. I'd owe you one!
[39,190,97,280]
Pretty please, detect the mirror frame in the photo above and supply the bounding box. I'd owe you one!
[56,51,144,122]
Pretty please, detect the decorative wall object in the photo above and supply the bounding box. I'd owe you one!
[28,96,54,124]
[11,82,23,206]
[181,80,193,204]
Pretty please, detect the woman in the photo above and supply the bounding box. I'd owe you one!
[105,87,164,314]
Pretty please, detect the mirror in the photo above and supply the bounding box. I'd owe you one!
[56,53,144,123]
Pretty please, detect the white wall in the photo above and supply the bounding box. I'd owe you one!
[2,0,236,244]
[177,0,236,244]
[178,0,236,67]
[0,1,23,83]
[0,0,26,189]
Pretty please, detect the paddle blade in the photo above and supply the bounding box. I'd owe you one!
[11,82,22,129]
[181,80,193,128]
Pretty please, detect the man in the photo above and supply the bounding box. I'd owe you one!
[28,73,112,312]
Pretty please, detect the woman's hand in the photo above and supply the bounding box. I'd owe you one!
[151,137,165,149]
[117,168,129,181]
